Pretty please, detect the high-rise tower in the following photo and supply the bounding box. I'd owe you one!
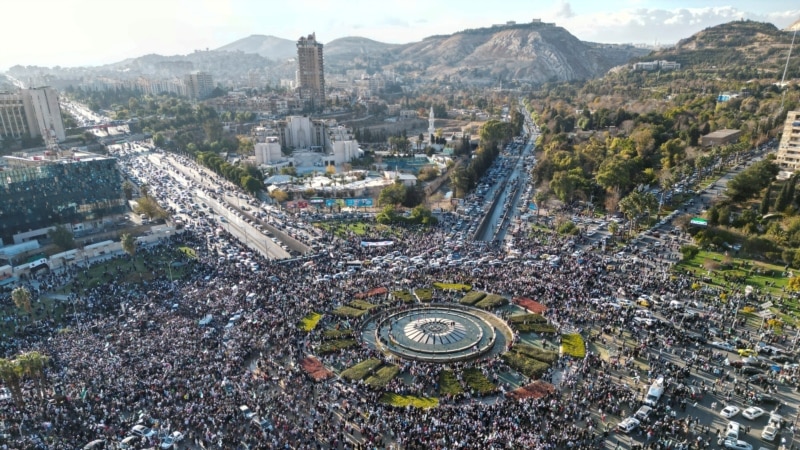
[296,33,326,111]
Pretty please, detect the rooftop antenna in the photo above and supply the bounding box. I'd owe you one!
[780,28,797,112]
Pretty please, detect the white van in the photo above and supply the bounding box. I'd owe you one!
[725,421,740,441]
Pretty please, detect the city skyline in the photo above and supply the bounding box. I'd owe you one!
[2,0,799,71]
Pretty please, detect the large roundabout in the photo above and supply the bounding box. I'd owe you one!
[365,304,512,363]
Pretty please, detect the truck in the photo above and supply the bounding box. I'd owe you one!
[644,376,665,407]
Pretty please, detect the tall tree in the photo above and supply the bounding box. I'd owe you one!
[11,287,32,315]
[121,233,136,257]
[760,183,772,216]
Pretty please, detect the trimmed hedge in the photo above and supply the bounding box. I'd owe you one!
[341,358,382,381]
[433,282,473,292]
[318,339,357,354]
[508,314,548,324]
[510,344,558,363]
[332,306,369,318]
[513,322,558,334]
[439,370,464,396]
[475,294,508,309]
[463,368,496,395]
[348,299,378,311]
[561,333,586,358]
[460,291,487,306]
[501,352,551,379]
[365,365,400,389]
[379,393,438,409]
[323,328,354,339]
[415,288,433,302]
[392,290,415,303]
[298,312,323,332]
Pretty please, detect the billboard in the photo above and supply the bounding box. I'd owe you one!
[690,217,708,227]
[324,198,374,207]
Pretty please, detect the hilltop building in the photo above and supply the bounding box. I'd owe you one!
[775,110,800,176]
[0,150,126,244]
[700,129,742,147]
[632,60,681,71]
[0,87,66,143]
[296,33,326,111]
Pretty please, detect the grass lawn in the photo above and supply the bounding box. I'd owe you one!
[510,344,559,363]
[348,299,378,311]
[561,333,586,358]
[341,358,382,381]
[298,312,323,332]
[675,249,790,298]
[438,370,464,396]
[332,306,369,318]
[460,291,487,306]
[392,290,415,303]
[379,393,438,409]
[475,294,508,310]
[365,365,400,389]
[178,246,197,259]
[323,328,354,339]
[315,221,371,238]
[318,339,358,354]
[0,295,69,337]
[415,288,433,302]
[462,368,496,395]
[501,351,551,379]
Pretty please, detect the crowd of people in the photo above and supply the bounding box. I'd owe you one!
[0,211,796,450]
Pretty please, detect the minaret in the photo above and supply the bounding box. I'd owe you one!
[428,106,435,137]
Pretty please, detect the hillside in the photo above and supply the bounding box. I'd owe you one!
[215,34,296,61]
[646,20,797,75]
[389,23,647,83]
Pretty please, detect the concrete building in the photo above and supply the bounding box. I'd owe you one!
[0,150,126,244]
[0,87,65,142]
[700,129,742,147]
[296,33,326,110]
[185,71,215,100]
[255,137,282,164]
[277,115,327,150]
[775,110,800,175]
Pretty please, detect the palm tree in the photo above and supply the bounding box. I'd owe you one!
[11,286,32,315]
[16,351,49,391]
[0,358,22,405]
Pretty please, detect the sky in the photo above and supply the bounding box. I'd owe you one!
[2,0,799,71]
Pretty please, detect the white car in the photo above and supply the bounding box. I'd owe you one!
[721,405,741,419]
[616,417,640,434]
[160,431,185,449]
[762,424,779,442]
[742,406,765,420]
[723,439,752,450]
[130,424,156,438]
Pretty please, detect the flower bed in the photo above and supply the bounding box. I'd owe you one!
[463,368,496,395]
[341,358,382,381]
[392,290,415,303]
[438,370,464,396]
[379,393,438,409]
[332,306,369,318]
[506,380,555,400]
[365,365,400,389]
[433,282,472,292]
[298,312,323,332]
[348,299,378,311]
[561,333,586,358]
[501,351,551,379]
[475,294,508,309]
[513,297,547,314]
[460,291,487,306]
[323,328,354,339]
[415,288,433,302]
[318,339,357,354]
[300,356,333,382]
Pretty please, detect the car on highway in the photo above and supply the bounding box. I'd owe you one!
[721,405,741,418]
[741,406,765,420]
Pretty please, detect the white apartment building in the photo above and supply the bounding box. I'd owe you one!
[776,110,800,176]
[0,87,65,142]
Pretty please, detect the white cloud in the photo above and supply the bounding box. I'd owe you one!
[554,1,576,19]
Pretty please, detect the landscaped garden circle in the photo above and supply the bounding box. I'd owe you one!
[367,305,507,363]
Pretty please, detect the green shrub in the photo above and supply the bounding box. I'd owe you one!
[340,358,382,381]
[462,368,496,395]
[348,299,378,311]
[433,282,472,292]
[460,291,487,305]
[415,288,433,302]
[561,333,586,358]
[365,365,400,388]
[512,322,558,334]
[298,312,322,332]
[475,294,508,309]
[501,352,551,378]
[332,306,369,318]
[379,393,438,409]
[323,328,354,339]
[392,290,415,303]
[438,370,464,396]
[557,220,578,235]
[508,314,547,324]
[318,339,357,354]
[510,344,558,363]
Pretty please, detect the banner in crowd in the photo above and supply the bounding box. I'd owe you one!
[360,240,394,247]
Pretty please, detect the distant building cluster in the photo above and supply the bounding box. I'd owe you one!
[0,87,66,142]
[776,110,800,175]
[631,60,681,71]
[77,71,215,100]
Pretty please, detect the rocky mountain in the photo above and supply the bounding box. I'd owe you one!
[215,34,296,61]
[644,20,798,75]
